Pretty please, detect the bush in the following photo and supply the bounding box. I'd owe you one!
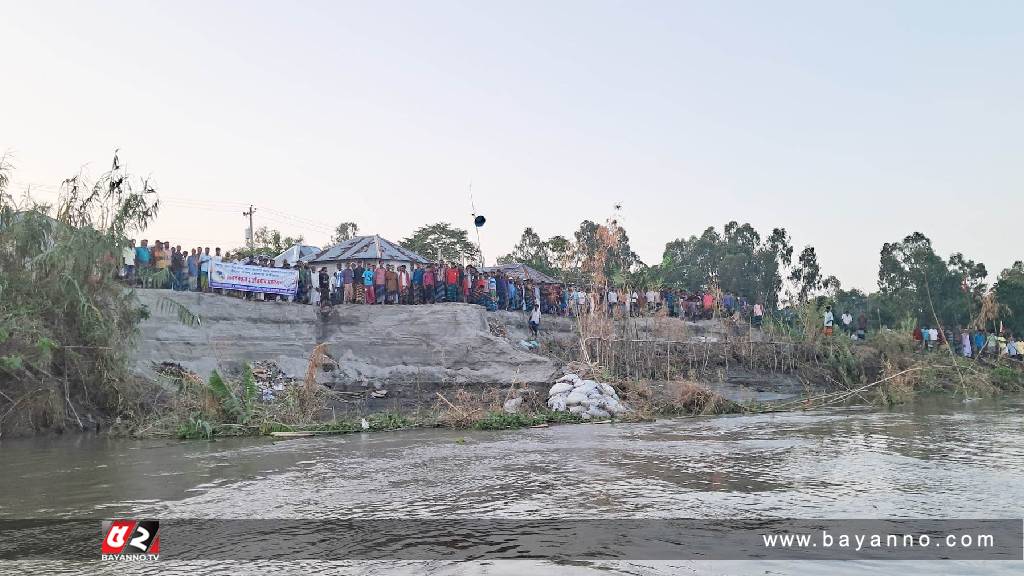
[0,152,162,436]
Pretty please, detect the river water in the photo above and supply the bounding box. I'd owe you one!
[1,396,1022,575]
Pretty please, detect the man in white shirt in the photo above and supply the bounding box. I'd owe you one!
[841,310,853,334]
[529,304,541,338]
[122,240,136,283]
[606,289,618,316]
[199,248,212,292]
[646,289,658,312]
[823,305,835,336]
[211,248,224,294]
[332,263,346,305]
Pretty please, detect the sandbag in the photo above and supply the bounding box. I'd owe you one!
[547,393,568,412]
[565,390,589,406]
[548,382,574,397]
[586,407,611,419]
[568,405,586,414]
[557,373,581,384]
[576,380,599,394]
[597,383,618,398]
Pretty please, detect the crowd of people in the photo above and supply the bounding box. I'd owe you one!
[120,239,775,321]
[912,324,1023,360]
[120,240,1024,361]
[120,239,226,291]
[821,306,870,340]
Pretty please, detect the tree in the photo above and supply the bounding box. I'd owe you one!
[994,261,1024,334]
[659,222,794,307]
[331,221,359,244]
[400,222,479,264]
[877,232,986,328]
[789,246,823,302]
[497,229,578,279]
[234,226,304,257]
[499,227,552,273]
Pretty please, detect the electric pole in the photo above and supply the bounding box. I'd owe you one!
[243,205,256,259]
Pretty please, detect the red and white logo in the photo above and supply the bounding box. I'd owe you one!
[101,520,160,560]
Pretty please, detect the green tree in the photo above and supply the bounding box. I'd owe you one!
[235,226,304,257]
[401,222,479,264]
[659,222,794,307]
[994,261,1024,334]
[789,246,823,302]
[877,232,986,328]
[331,221,359,244]
[499,227,552,273]
[497,229,579,279]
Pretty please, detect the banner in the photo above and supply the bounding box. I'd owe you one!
[209,260,297,296]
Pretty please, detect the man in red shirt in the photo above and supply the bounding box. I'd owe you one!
[422,264,435,304]
[445,263,459,302]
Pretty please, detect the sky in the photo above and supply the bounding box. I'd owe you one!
[1,0,1021,290]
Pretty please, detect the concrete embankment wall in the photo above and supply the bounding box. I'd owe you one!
[133,291,558,389]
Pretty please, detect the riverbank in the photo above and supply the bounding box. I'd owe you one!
[132,290,1024,441]
[5,289,1024,439]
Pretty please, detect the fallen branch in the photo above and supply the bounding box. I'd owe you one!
[772,366,926,411]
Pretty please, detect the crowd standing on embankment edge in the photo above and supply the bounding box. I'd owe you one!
[122,238,1024,361]
[122,239,778,321]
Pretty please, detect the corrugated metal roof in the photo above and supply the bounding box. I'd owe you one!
[273,244,321,266]
[481,263,561,284]
[308,235,429,264]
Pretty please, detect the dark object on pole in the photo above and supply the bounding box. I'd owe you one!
[474,215,486,228]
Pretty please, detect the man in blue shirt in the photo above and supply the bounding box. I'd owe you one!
[412,264,425,304]
[362,265,375,304]
[134,239,152,270]
[495,272,507,309]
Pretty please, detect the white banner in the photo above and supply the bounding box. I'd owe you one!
[209,260,298,296]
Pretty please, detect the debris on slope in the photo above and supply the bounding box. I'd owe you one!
[251,360,298,402]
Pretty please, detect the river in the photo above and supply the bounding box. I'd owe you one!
[1,395,1022,575]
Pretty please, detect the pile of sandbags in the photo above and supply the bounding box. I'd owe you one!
[547,373,630,420]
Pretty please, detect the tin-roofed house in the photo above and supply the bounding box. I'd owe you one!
[306,235,430,271]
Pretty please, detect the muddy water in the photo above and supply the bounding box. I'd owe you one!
[2,396,1022,575]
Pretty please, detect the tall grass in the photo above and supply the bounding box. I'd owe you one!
[0,152,160,436]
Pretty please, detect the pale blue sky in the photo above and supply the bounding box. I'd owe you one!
[2,0,1021,289]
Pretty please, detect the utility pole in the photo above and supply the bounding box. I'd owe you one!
[243,205,256,258]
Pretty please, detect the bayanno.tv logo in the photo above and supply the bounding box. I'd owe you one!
[101,520,160,561]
